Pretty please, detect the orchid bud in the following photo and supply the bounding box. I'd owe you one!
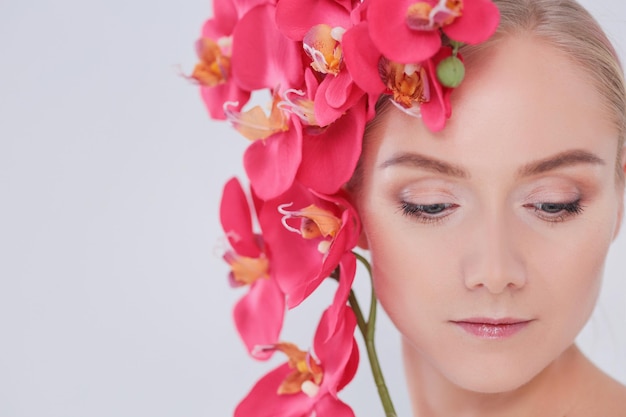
[436,56,465,88]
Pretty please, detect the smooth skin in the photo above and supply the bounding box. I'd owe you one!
[356,34,626,416]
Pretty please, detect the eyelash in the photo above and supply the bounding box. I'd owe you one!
[399,199,585,224]
[524,199,585,223]
[399,202,457,225]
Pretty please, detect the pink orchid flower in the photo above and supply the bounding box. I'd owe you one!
[377,46,454,131]
[241,67,365,197]
[234,305,359,417]
[190,0,254,119]
[257,182,360,310]
[368,0,500,63]
[276,0,370,127]
[220,177,286,360]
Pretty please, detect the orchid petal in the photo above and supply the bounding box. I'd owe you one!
[231,4,304,91]
[342,22,385,96]
[199,81,250,120]
[324,70,353,108]
[211,0,238,35]
[244,117,303,200]
[336,338,360,392]
[232,0,278,17]
[314,306,358,392]
[234,363,313,417]
[368,0,441,63]
[420,48,453,131]
[314,393,356,417]
[298,99,366,195]
[313,72,365,127]
[444,0,500,44]
[276,0,353,41]
[234,278,285,360]
[220,178,261,257]
[324,252,357,340]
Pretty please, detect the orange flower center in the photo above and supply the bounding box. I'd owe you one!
[380,59,430,108]
[273,343,323,397]
[278,89,318,126]
[406,0,463,30]
[191,37,231,86]
[303,24,345,75]
[279,204,341,236]
[278,203,342,254]
[224,92,289,141]
[227,253,270,286]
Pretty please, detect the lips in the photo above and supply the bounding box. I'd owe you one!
[452,318,533,339]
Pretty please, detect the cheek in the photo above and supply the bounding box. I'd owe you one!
[528,218,612,335]
[363,210,455,332]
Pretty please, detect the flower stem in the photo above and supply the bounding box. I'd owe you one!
[348,252,397,417]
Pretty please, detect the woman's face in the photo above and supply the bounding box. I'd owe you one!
[356,36,625,393]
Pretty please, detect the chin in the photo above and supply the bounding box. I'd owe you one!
[433,346,559,395]
[445,368,538,394]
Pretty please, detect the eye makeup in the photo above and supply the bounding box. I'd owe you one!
[524,198,585,223]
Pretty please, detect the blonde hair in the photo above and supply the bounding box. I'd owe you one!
[463,0,625,182]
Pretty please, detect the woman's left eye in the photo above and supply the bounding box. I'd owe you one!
[526,199,584,222]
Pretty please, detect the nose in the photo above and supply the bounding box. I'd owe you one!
[462,210,527,294]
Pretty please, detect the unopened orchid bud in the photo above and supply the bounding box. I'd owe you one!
[436,56,465,88]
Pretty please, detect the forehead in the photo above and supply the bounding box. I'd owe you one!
[366,36,618,176]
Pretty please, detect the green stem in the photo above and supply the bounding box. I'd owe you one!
[348,252,397,417]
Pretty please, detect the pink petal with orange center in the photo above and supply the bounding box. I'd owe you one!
[234,363,312,417]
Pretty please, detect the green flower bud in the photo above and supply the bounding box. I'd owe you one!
[436,56,465,88]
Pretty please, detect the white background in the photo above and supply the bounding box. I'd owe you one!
[0,1,625,416]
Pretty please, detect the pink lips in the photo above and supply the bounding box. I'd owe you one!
[452,318,532,339]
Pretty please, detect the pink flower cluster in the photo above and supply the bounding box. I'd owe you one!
[194,0,499,415]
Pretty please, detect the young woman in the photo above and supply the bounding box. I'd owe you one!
[196,0,626,415]
[353,0,626,414]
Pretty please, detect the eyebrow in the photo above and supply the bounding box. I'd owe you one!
[379,149,606,179]
[516,149,605,177]
[379,153,469,178]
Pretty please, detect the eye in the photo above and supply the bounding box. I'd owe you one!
[399,202,457,224]
[526,199,584,223]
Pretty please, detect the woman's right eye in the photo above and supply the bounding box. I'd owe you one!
[398,202,457,224]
